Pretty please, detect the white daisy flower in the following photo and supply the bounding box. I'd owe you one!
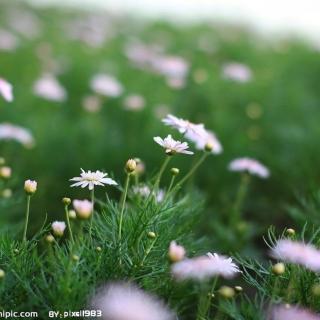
[132,185,165,203]
[90,73,123,98]
[171,252,240,281]
[0,123,35,147]
[91,282,175,320]
[222,62,252,83]
[228,157,270,178]
[153,134,193,155]
[271,239,320,273]
[162,114,222,154]
[70,169,117,190]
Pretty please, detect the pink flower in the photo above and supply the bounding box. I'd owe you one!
[270,304,320,320]
[33,74,67,102]
[222,62,252,83]
[0,78,13,102]
[271,239,320,272]
[90,74,123,98]
[168,241,186,262]
[228,157,269,178]
[0,123,34,147]
[123,94,145,111]
[0,29,19,52]
[91,282,175,320]
[171,252,240,281]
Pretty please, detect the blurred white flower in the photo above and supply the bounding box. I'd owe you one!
[82,95,102,113]
[162,114,222,154]
[90,74,123,98]
[171,252,240,281]
[0,29,19,52]
[228,157,269,178]
[33,74,67,102]
[51,221,66,237]
[271,239,320,272]
[153,135,193,155]
[70,169,117,190]
[0,123,34,147]
[123,94,145,111]
[73,199,93,219]
[222,62,252,83]
[270,304,320,320]
[168,241,186,262]
[91,282,175,320]
[0,78,13,102]
[152,55,189,79]
[132,185,164,203]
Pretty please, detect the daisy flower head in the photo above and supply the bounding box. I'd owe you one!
[91,282,175,320]
[271,239,320,272]
[171,252,240,281]
[270,304,320,320]
[0,78,13,102]
[153,135,193,155]
[70,169,117,190]
[228,157,270,178]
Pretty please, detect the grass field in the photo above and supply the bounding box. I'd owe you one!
[1,1,320,319]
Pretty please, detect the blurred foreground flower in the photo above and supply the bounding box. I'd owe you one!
[222,62,252,83]
[172,252,240,281]
[0,78,13,102]
[33,74,67,102]
[153,135,193,155]
[70,169,117,190]
[270,304,320,320]
[229,158,269,178]
[91,282,175,320]
[271,239,320,272]
[90,74,123,98]
[162,114,222,154]
[0,123,34,147]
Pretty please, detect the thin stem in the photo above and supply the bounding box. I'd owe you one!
[196,278,218,320]
[89,188,95,239]
[154,156,171,191]
[140,237,157,266]
[64,205,74,244]
[118,173,131,242]
[163,175,176,203]
[22,195,31,242]
[172,152,208,194]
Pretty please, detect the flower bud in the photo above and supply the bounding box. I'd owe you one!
[218,286,235,299]
[13,249,19,254]
[125,159,137,173]
[96,246,102,252]
[68,210,77,220]
[0,157,5,165]
[168,241,186,263]
[24,179,37,195]
[272,262,285,275]
[147,231,156,239]
[2,188,12,198]
[62,197,71,206]
[134,158,145,175]
[73,199,92,219]
[0,269,5,279]
[51,221,66,237]
[286,228,295,236]
[72,254,80,261]
[45,234,55,244]
[312,284,320,296]
[170,168,180,176]
[0,166,11,179]
[205,142,213,152]
[234,286,243,293]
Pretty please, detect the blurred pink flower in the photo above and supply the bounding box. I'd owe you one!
[270,304,320,320]
[82,95,102,113]
[271,239,320,272]
[168,241,186,262]
[91,282,175,320]
[0,29,19,52]
[228,157,269,178]
[0,78,13,102]
[33,74,67,102]
[0,123,34,147]
[222,62,252,83]
[123,94,145,111]
[90,74,123,98]
[172,252,240,281]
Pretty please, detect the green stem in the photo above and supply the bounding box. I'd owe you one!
[22,195,31,242]
[154,156,171,191]
[196,278,218,320]
[89,188,95,239]
[64,205,74,244]
[118,173,131,242]
[140,237,157,266]
[163,175,176,203]
[231,173,250,226]
[172,152,208,194]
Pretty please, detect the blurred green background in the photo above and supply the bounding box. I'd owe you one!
[1,0,320,241]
